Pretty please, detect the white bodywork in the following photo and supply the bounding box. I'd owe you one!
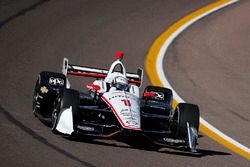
[56,89,142,134]
[100,59,141,129]
[56,106,74,135]
[128,84,139,97]
[102,91,141,130]
[56,56,142,134]
[93,80,107,93]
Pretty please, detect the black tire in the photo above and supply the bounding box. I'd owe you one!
[32,71,66,119]
[175,103,199,139]
[51,89,80,134]
[51,96,61,133]
[143,86,173,106]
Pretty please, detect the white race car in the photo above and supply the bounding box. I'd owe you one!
[33,52,200,152]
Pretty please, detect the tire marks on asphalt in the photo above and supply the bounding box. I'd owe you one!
[0,105,95,167]
[0,0,49,28]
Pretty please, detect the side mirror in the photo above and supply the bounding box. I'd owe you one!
[87,83,101,91]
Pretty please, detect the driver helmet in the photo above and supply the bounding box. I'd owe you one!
[112,76,128,90]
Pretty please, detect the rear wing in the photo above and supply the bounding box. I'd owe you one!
[62,58,143,87]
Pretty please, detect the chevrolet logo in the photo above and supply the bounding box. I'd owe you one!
[40,86,48,94]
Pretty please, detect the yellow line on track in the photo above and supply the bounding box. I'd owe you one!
[145,0,250,160]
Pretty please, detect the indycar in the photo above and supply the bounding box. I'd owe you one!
[33,52,200,152]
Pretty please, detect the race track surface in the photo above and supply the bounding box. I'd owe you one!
[0,0,249,166]
[165,0,250,151]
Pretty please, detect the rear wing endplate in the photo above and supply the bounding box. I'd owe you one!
[62,58,143,87]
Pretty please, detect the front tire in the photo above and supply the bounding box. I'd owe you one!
[175,103,200,139]
[51,96,61,134]
[51,89,80,134]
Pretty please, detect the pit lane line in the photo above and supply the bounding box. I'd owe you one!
[145,0,250,159]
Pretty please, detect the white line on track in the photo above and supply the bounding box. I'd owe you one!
[156,0,250,155]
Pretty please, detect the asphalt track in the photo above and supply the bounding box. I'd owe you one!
[165,0,250,152]
[0,0,249,166]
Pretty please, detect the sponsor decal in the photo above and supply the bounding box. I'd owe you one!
[126,120,138,126]
[163,138,185,144]
[108,95,125,100]
[40,86,48,94]
[76,125,94,132]
[108,92,137,101]
[120,109,129,113]
[152,91,164,100]
[103,92,141,130]
[49,77,64,86]
[120,109,130,116]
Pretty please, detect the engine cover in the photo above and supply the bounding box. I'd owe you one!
[102,91,141,130]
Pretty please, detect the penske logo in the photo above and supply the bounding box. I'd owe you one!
[49,77,64,86]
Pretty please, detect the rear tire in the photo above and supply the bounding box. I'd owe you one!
[175,103,199,139]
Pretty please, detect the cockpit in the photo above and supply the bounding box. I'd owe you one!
[111,76,128,91]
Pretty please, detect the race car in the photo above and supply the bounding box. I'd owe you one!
[33,52,200,152]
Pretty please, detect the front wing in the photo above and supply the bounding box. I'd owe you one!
[55,106,190,148]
